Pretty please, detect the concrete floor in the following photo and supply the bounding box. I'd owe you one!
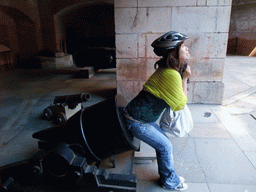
[1,55,256,191]
[0,68,117,167]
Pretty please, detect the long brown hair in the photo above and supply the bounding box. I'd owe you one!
[154,43,183,72]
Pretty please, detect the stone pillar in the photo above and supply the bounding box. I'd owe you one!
[115,0,232,104]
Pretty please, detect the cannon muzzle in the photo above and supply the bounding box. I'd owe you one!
[54,93,91,109]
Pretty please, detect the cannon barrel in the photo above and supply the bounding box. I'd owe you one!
[54,93,91,109]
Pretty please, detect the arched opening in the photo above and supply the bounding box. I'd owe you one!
[0,5,38,69]
[227,1,256,56]
[60,3,116,70]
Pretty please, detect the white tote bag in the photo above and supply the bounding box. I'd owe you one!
[159,105,193,137]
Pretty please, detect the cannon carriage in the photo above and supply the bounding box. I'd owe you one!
[43,93,91,124]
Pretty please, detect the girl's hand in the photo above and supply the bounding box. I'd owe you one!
[182,64,191,96]
[183,64,191,79]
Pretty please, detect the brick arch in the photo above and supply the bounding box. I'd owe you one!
[37,0,114,55]
[53,1,115,69]
[0,5,34,24]
[51,0,114,16]
[0,5,38,68]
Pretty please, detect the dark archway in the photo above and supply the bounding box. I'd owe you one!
[64,3,116,69]
[0,5,38,68]
[227,1,256,56]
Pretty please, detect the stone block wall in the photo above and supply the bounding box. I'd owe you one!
[115,0,232,104]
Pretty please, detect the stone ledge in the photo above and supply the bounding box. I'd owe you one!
[134,141,156,164]
[37,54,74,69]
[99,151,136,175]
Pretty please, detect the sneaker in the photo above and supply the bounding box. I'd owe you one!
[160,176,185,183]
[179,176,185,183]
[162,182,188,191]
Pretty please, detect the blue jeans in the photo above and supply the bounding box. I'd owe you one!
[125,118,181,189]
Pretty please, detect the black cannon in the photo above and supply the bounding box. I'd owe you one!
[43,92,91,125]
[0,95,140,192]
[38,95,139,163]
[73,47,116,71]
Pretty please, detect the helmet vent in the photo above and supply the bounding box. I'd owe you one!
[166,35,172,39]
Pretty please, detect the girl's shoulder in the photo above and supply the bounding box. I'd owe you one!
[158,68,182,82]
[161,68,180,76]
[150,67,181,81]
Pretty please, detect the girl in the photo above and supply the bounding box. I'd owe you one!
[124,31,191,191]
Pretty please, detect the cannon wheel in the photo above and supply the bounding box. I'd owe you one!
[43,107,53,121]
[56,112,67,125]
